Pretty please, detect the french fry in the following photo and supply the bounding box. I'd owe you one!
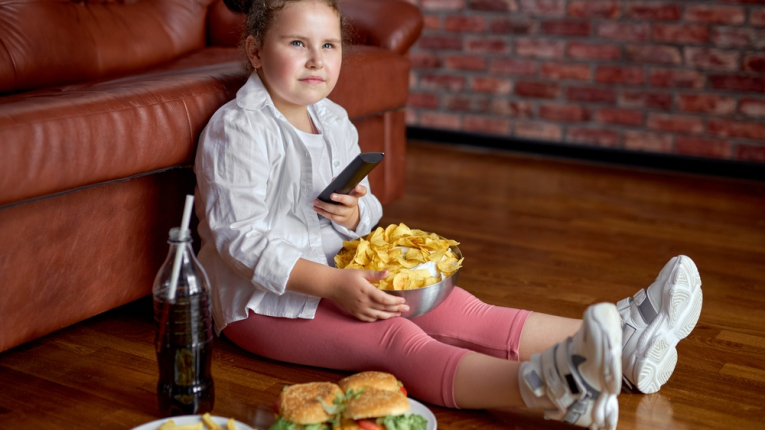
[158,420,176,430]
[201,413,223,430]
[226,418,236,430]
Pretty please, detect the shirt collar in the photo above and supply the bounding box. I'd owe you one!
[236,71,341,126]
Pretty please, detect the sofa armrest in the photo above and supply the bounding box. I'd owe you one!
[206,0,423,55]
[341,0,423,55]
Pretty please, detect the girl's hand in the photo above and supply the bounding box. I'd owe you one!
[328,269,409,322]
[313,184,366,231]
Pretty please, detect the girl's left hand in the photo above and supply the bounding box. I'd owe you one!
[313,184,366,231]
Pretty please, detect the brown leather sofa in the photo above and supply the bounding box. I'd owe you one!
[0,0,422,353]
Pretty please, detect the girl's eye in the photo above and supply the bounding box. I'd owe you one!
[323,43,334,49]
[291,40,304,47]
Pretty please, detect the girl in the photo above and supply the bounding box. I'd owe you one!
[194,1,704,429]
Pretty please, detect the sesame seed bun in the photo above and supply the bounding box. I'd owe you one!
[343,389,410,421]
[279,382,343,425]
[339,371,400,392]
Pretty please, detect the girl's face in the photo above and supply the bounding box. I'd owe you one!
[246,1,342,112]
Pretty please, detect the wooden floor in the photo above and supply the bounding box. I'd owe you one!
[1,141,764,430]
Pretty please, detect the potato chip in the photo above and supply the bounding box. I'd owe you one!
[334,223,463,290]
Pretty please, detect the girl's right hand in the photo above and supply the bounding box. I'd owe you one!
[328,269,408,322]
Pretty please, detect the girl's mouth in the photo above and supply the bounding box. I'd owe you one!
[300,76,325,84]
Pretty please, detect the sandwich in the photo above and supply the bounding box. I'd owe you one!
[337,372,427,430]
[270,373,427,430]
[270,381,345,430]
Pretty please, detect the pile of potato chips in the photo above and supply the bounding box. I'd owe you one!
[334,223,463,291]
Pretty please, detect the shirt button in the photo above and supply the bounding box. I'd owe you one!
[333,160,340,169]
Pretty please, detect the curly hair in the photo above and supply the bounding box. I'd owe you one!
[223,0,347,72]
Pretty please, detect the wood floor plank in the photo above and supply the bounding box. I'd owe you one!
[1,141,764,429]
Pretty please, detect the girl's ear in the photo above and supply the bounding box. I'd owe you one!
[245,35,262,69]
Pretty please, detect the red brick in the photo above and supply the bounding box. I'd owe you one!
[418,35,463,50]
[469,0,518,11]
[685,5,745,25]
[677,94,736,115]
[647,113,704,134]
[595,108,644,126]
[624,131,673,153]
[739,98,765,117]
[519,0,566,16]
[709,74,765,92]
[423,15,441,30]
[539,104,590,122]
[541,62,591,80]
[566,86,617,104]
[567,1,619,18]
[566,127,620,147]
[419,74,466,91]
[491,18,535,34]
[625,45,681,64]
[465,37,510,54]
[444,16,487,32]
[567,42,621,60]
[515,81,561,98]
[595,66,644,85]
[443,95,491,112]
[684,47,740,71]
[752,8,765,26]
[471,76,512,94]
[490,58,538,75]
[707,119,765,139]
[675,136,732,159]
[410,71,417,88]
[515,120,563,141]
[541,20,591,36]
[597,22,649,42]
[619,91,673,111]
[491,100,534,117]
[743,54,765,73]
[463,115,512,134]
[624,2,681,21]
[444,55,487,71]
[409,53,442,69]
[711,27,760,49]
[407,92,440,109]
[516,38,566,58]
[649,68,705,88]
[653,24,709,44]
[405,109,417,126]
[419,112,462,130]
[736,144,765,163]
[421,0,465,10]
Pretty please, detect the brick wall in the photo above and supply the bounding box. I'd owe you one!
[404,0,765,163]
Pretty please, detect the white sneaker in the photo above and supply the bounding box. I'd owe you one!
[520,303,622,430]
[619,255,703,394]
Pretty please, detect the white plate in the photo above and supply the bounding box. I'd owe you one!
[130,415,252,430]
[409,398,437,430]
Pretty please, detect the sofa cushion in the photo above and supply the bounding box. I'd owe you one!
[0,0,217,94]
[0,44,410,207]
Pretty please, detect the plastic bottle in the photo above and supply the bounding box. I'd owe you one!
[153,227,215,417]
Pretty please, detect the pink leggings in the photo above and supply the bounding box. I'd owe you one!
[223,287,530,408]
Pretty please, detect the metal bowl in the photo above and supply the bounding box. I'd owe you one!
[383,245,462,319]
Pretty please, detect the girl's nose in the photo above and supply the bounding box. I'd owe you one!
[307,48,323,69]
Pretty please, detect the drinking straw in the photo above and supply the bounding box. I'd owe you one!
[167,194,195,301]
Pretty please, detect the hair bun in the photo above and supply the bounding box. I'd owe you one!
[222,0,254,14]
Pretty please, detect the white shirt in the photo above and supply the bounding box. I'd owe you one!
[194,73,383,335]
[291,108,346,266]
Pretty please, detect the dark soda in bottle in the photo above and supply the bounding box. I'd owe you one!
[153,227,214,417]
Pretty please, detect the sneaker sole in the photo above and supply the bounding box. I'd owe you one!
[588,303,623,430]
[633,256,703,393]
